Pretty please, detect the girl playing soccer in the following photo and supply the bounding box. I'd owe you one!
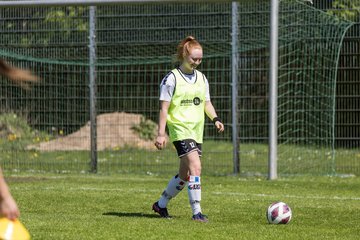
[152,36,224,222]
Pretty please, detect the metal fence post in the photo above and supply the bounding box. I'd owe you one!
[89,6,97,173]
[232,1,240,174]
[269,0,279,180]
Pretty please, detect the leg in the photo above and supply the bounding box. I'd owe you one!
[179,150,201,180]
[156,139,199,209]
[156,145,201,209]
[180,151,208,222]
[153,172,187,218]
[153,139,206,221]
[158,173,187,208]
[152,143,190,218]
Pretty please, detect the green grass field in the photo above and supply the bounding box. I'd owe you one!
[2,141,360,176]
[2,114,359,239]
[8,173,359,240]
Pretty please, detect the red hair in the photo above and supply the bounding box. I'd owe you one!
[176,36,202,63]
[0,59,39,89]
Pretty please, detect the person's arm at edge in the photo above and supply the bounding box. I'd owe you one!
[0,168,19,220]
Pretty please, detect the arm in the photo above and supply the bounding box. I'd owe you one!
[0,168,19,220]
[205,101,224,133]
[154,101,170,150]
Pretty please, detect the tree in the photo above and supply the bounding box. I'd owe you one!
[329,0,360,21]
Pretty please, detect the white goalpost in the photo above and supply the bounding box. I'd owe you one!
[269,0,279,179]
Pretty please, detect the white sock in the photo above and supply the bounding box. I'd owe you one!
[158,174,187,208]
[187,175,202,215]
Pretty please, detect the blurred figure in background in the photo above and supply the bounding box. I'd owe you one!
[0,59,39,220]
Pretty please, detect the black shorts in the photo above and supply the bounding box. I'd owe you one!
[173,139,202,158]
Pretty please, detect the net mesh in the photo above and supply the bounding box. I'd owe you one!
[277,2,353,174]
[0,1,354,175]
[233,0,352,175]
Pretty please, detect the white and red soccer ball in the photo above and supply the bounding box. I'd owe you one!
[266,201,292,224]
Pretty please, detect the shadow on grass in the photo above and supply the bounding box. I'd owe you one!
[103,212,160,218]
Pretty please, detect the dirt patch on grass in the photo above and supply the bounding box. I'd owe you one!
[28,112,161,151]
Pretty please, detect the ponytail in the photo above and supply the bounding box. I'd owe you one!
[175,36,202,64]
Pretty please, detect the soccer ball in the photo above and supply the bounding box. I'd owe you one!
[266,201,292,224]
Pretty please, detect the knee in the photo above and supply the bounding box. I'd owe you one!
[191,164,201,176]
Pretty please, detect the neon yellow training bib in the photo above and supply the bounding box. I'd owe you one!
[167,68,206,143]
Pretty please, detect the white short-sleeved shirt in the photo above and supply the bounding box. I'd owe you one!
[159,69,210,102]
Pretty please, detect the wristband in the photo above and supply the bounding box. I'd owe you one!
[212,117,222,124]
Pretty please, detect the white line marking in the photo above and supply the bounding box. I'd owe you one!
[13,186,360,201]
[212,191,360,201]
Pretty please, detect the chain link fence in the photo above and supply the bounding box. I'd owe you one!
[0,0,358,176]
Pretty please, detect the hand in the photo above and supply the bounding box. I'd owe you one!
[214,121,224,133]
[154,135,167,150]
[0,195,20,220]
